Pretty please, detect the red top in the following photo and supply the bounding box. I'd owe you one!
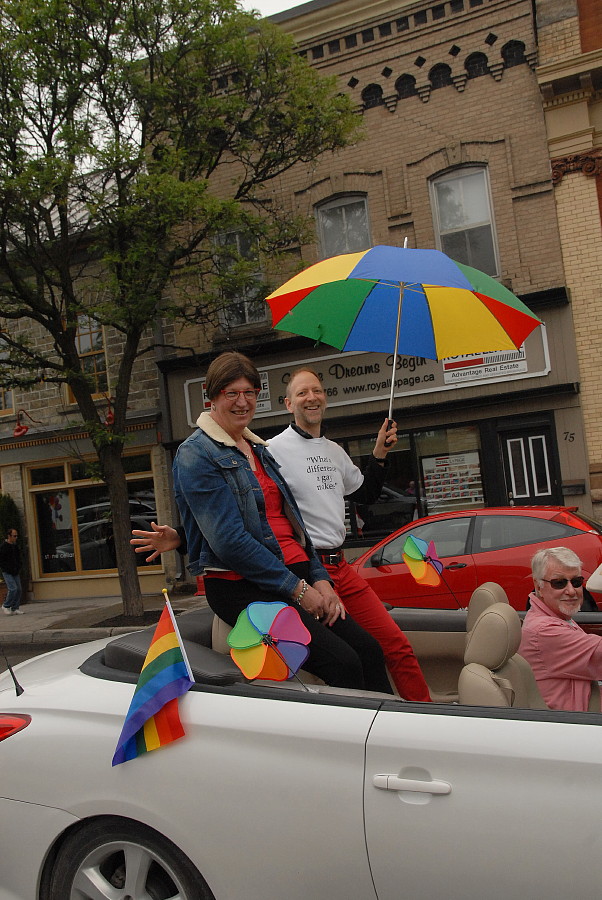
[205,451,308,581]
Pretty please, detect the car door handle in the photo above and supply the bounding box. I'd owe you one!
[444,562,467,570]
[373,775,451,795]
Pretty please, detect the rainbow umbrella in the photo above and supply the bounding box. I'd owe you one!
[266,244,542,418]
[402,534,444,587]
[227,601,311,682]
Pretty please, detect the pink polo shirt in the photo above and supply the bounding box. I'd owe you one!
[519,592,602,712]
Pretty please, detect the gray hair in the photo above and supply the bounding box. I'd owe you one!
[531,546,582,582]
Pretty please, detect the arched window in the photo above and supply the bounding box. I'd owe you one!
[361,84,384,109]
[429,64,453,90]
[316,195,371,259]
[430,167,499,275]
[465,52,489,79]
[502,41,526,69]
[395,74,417,99]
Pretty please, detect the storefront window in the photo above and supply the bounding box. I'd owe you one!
[345,423,485,541]
[416,425,484,515]
[29,456,157,576]
[347,433,417,539]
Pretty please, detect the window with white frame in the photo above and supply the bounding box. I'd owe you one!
[217,232,266,329]
[316,195,371,259]
[430,168,499,276]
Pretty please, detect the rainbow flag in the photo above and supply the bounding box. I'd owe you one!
[112,596,194,766]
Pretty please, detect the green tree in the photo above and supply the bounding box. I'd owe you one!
[0,0,360,615]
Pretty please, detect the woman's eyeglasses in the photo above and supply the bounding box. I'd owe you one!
[541,576,585,590]
[220,389,260,401]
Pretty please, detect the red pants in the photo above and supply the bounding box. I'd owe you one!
[324,559,431,702]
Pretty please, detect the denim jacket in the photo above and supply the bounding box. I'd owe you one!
[173,412,329,598]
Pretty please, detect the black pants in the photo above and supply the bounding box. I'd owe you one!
[205,562,392,693]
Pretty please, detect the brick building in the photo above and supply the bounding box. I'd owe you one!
[1,0,597,601]
[536,0,602,514]
[164,0,593,558]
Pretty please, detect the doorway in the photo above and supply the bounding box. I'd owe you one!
[499,426,562,506]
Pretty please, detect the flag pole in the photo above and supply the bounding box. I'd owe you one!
[162,588,194,682]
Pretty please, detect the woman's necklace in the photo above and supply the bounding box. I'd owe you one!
[238,438,256,469]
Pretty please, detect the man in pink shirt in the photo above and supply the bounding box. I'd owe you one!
[519,546,602,711]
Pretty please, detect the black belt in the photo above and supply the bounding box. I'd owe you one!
[316,548,344,565]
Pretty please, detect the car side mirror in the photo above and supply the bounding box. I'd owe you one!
[370,552,382,567]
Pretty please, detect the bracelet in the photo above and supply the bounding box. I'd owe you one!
[294,579,309,604]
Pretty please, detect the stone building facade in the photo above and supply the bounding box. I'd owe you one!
[536,0,602,513]
[164,0,591,558]
[1,0,597,601]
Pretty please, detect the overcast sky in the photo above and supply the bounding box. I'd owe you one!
[241,0,300,17]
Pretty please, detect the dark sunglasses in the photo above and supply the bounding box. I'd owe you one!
[541,576,584,590]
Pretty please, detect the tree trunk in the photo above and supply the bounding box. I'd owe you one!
[101,444,144,618]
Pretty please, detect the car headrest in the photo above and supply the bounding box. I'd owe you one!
[464,602,521,670]
[466,582,509,633]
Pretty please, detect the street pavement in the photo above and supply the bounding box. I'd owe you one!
[0,587,207,647]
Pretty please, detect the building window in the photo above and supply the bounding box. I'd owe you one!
[396,74,418,99]
[74,315,108,397]
[28,453,157,576]
[502,41,526,68]
[465,52,489,79]
[430,64,453,90]
[361,84,384,109]
[431,167,499,275]
[316,195,371,259]
[217,232,266,329]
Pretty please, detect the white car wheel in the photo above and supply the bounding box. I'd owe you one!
[45,816,212,900]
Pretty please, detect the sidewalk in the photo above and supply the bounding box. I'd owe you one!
[0,588,207,645]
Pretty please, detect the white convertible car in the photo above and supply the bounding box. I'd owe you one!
[1,601,601,900]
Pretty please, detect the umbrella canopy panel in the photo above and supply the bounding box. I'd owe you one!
[266,246,542,361]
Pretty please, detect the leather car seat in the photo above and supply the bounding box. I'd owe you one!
[466,581,509,635]
[459,602,548,709]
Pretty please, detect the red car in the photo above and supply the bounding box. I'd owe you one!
[350,506,602,611]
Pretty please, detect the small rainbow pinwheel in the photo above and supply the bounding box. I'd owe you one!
[227,601,311,682]
[402,534,444,586]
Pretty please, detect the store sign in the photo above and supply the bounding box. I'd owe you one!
[179,324,550,430]
[442,348,528,384]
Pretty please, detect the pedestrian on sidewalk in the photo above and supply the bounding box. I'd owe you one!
[1,527,23,615]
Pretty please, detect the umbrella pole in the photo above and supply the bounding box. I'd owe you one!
[387,281,404,422]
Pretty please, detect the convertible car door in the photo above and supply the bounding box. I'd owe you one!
[364,703,602,899]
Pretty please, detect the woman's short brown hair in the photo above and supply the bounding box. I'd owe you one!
[205,351,261,400]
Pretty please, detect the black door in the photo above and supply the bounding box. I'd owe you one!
[499,426,562,506]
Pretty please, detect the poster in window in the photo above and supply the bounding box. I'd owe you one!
[421,450,484,514]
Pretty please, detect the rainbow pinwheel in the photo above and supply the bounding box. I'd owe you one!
[227,601,311,681]
[402,534,444,587]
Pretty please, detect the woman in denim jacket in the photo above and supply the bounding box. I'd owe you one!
[173,351,391,692]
